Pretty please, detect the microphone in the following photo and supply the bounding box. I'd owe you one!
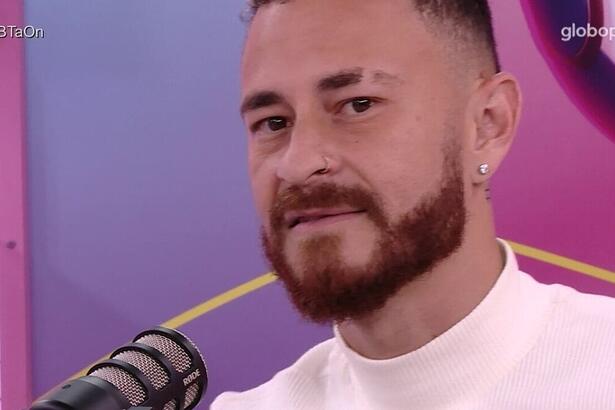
[31,326,208,410]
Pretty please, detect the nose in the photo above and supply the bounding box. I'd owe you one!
[275,121,337,185]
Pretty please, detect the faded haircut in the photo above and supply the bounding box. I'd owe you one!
[243,0,501,73]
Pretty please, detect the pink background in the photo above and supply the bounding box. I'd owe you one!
[492,2,615,293]
[0,0,31,409]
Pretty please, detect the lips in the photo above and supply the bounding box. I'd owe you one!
[285,208,364,229]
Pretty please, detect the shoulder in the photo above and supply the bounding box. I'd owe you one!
[546,278,615,323]
[507,273,615,400]
[211,337,339,410]
[523,272,615,347]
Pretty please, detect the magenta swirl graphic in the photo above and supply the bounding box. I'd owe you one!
[521,0,615,144]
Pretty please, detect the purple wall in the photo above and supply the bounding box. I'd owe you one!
[23,1,615,409]
[24,1,330,407]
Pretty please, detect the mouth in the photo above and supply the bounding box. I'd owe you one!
[286,209,366,230]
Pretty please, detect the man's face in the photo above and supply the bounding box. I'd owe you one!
[241,0,470,323]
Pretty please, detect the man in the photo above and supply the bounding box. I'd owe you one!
[212,0,615,408]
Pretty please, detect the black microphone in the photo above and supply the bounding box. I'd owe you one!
[31,326,208,410]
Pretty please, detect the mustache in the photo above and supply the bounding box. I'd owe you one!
[269,183,386,232]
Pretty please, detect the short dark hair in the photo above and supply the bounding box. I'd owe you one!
[244,0,501,73]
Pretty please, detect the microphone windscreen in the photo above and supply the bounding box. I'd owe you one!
[31,326,207,410]
[86,327,206,409]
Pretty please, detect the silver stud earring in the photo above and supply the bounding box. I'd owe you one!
[478,163,489,175]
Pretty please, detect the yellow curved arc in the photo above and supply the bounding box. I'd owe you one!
[39,239,615,399]
[161,272,278,329]
[508,240,615,284]
[60,273,278,383]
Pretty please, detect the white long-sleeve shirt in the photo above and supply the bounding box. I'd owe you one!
[211,241,615,409]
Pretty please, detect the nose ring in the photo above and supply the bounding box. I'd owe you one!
[318,156,330,174]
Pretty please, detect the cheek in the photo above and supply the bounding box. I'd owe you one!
[248,151,275,225]
[250,179,268,224]
[366,145,444,216]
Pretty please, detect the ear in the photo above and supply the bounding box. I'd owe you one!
[468,72,522,185]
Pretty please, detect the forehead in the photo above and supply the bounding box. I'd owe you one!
[241,0,441,96]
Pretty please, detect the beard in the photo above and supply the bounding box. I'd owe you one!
[261,144,466,324]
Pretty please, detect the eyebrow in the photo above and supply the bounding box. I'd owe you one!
[318,68,402,91]
[240,68,402,116]
[372,70,403,85]
[240,91,284,117]
[317,68,364,92]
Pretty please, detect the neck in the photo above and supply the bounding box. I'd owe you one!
[337,201,504,359]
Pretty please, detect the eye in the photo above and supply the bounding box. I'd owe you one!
[252,116,292,134]
[340,97,376,115]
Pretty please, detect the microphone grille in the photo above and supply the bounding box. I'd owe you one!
[89,365,147,406]
[135,332,192,372]
[113,350,170,390]
[163,399,178,410]
[184,383,200,408]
